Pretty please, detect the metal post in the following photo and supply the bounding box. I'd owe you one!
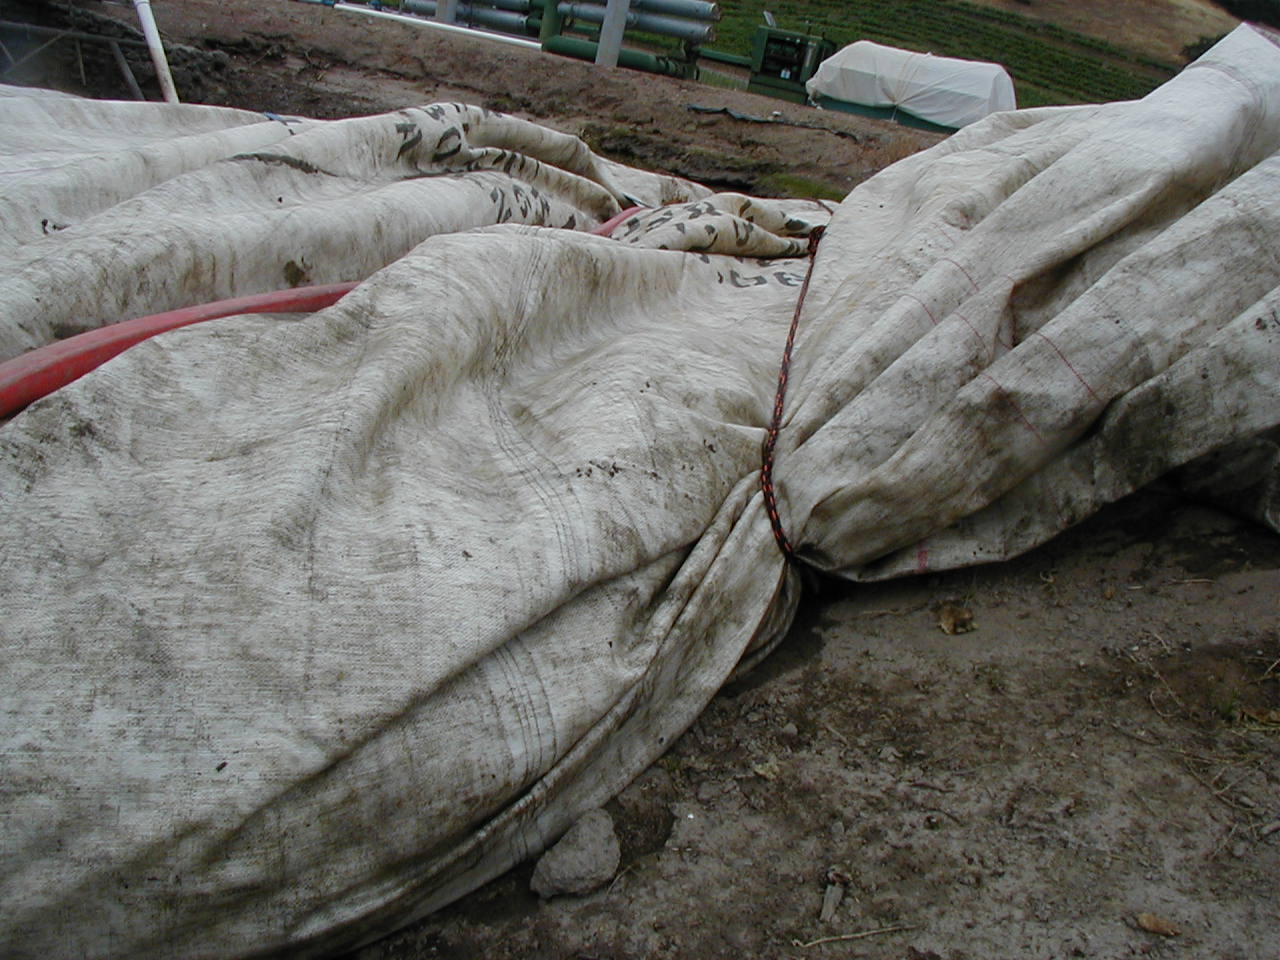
[132,0,178,103]
[595,0,628,68]
[436,0,458,22]
[538,0,563,44]
[110,40,145,100]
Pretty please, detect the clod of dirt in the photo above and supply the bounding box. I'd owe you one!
[530,808,620,899]
[936,601,975,635]
[1135,912,1181,937]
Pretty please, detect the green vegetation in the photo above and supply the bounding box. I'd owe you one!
[711,0,1182,107]
[699,67,750,91]
[755,172,846,200]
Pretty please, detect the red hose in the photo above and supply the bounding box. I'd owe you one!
[0,283,356,420]
[593,205,646,239]
[0,207,649,421]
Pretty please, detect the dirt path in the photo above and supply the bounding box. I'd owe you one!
[5,4,1278,958]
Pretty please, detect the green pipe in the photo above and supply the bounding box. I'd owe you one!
[543,33,693,76]
[538,0,563,43]
[700,46,749,67]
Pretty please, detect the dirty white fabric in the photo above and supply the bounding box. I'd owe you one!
[0,97,714,359]
[2,24,1279,960]
[807,39,1016,128]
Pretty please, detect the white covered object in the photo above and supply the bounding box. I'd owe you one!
[2,24,1280,960]
[806,39,1016,128]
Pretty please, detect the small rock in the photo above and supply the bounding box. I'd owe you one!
[696,779,723,803]
[530,809,620,899]
[752,758,780,781]
[819,882,843,922]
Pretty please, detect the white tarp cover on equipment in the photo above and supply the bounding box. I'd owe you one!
[2,24,1279,960]
[806,39,1016,128]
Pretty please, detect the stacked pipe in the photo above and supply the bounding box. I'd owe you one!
[396,0,541,36]
[556,0,717,43]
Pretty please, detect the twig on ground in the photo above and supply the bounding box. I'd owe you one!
[605,864,636,898]
[1148,690,1178,720]
[791,924,916,948]
[1109,722,1161,745]
[857,606,921,618]
[820,721,849,746]
[1182,762,1260,813]
[909,780,954,793]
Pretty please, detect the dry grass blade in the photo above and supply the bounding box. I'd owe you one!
[790,924,917,947]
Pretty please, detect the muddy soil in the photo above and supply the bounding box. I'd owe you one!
[376,489,1279,960]
[5,3,1279,958]
[5,0,938,196]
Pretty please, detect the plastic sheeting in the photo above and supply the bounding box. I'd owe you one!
[806,39,1016,129]
[2,23,1280,960]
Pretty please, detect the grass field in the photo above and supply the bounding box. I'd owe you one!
[709,0,1190,107]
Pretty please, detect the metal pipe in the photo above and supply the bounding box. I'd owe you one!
[595,0,628,67]
[557,2,714,42]
[0,21,148,48]
[400,0,536,34]
[109,39,145,100]
[538,0,564,43]
[631,0,718,21]
[700,46,749,67]
[543,33,690,76]
[436,0,458,23]
[480,0,534,11]
[466,7,537,32]
[335,3,543,48]
[132,0,178,103]
[459,6,536,33]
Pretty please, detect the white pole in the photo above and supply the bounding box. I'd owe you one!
[132,0,178,103]
[595,0,629,68]
[436,0,459,23]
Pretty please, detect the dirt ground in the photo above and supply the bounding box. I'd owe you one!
[379,490,1280,960]
[6,3,1280,958]
[4,0,940,195]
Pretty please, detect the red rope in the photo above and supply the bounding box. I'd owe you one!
[760,225,825,561]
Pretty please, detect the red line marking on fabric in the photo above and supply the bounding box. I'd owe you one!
[979,372,1045,444]
[955,312,993,363]
[941,257,980,293]
[903,292,938,326]
[1033,331,1103,404]
[916,540,930,573]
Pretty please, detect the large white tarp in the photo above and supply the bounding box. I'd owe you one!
[2,24,1279,960]
[806,39,1016,128]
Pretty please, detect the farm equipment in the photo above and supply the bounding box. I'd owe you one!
[745,23,834,103]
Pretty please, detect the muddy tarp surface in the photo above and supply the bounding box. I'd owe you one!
[2,25,1279,960]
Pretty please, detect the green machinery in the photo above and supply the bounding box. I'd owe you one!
[745,25,833,103]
